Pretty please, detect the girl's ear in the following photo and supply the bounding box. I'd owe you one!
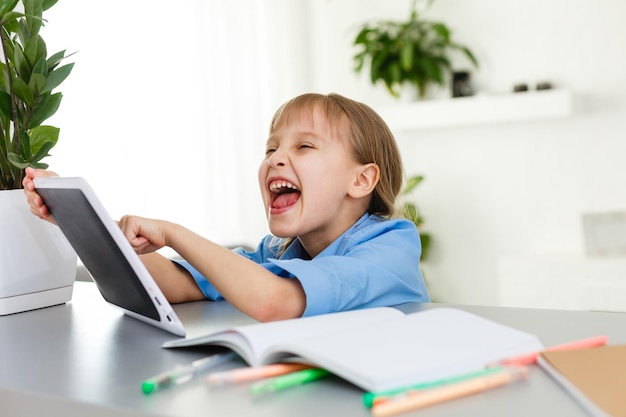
[349,163,380,199]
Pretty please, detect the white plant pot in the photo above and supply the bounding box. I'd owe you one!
[0,189,77,315]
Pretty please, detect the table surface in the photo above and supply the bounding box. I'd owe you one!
[2,281,624,417]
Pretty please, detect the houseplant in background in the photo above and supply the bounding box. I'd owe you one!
[401,174,435,298]
[401,174,431,261]
[0,0,76,314]
[352,0,479,100]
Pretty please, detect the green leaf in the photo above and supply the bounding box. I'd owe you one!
[0,0,19,17]
[403,175,424,194]
[46,49,68,70]
[353,27,369,45]
[419,233,431,261]
[0,90,11,118]
[0,62,5,90]
[403,202,418,222]
[48,50,65,69]
[1,11,22,32]
[24,0,44,35]
[0,130,7,154]
[24,34,47,68]
[13,43,31,82]
[42,62,73,93]
[31,160,48,168]
[455,44,479,68]
[28,72,45,95]
[12,76,35,107]
[370,48,390,83]
[353,51,366,73]
[7,150,49,169]
[17,16,29,45]
[1,35,15,67]
[29,124,58,155]
[400,42,414,71]
[32,54,47,75]
[8,147,50,168]
[431,23,450,43]
[389,61,401,85]
[18,129,30,158]
[7,151,29,168]
[30,91,61,126]
[42,0,58,11]
[31,142,53,163]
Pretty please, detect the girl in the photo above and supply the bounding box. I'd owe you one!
[24,93,430,322]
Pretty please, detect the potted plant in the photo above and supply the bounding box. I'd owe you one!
[0,0,73,189]
[401,174,431,261]
[352,0,479,99]
[401,174,436,299]
[0,0,76,315]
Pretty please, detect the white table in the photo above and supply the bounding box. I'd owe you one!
[2,281,624,417]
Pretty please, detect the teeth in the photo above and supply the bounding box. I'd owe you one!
[269,180,299,192]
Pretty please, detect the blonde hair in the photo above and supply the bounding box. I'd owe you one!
[269,93,404,218]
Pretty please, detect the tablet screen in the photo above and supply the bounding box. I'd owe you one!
[37,188,160,321]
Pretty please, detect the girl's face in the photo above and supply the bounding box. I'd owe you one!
[258,106,367,257]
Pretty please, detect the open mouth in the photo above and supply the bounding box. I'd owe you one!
[269,180,301,209]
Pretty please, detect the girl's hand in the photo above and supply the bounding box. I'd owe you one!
[23,167,58,224]
[118,215,168,254]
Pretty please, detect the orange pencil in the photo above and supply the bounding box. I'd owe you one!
[372,366,529,417]
[493,335,608,367]
[207,363,313,386]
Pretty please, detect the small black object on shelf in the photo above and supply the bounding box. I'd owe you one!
[536,81,553,90]
[513,83,529,92]
[452,71,473,98]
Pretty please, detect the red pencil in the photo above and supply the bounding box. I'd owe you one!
[493,335,609,367]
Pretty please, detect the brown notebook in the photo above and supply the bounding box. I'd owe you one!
[538,345,626,417]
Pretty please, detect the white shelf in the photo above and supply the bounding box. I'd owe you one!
[375,89,573,131]
[498,255,626,312]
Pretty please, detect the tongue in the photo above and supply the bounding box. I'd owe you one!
[273,192,300,209]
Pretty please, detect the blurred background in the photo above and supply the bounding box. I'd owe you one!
[43,0,626,311]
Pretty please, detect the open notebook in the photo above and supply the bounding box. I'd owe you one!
[34,176,189,336]
[163,306,544,393]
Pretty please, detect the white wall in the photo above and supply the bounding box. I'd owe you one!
[305,0,626,306]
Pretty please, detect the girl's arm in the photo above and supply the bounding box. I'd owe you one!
[23,169,304,321]
[119,215,306,322]
[138,252,206,303]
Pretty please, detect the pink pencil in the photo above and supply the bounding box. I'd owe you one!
[494,335,609,367]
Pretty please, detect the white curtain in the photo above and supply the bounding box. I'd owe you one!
[196,0,275,247]
[196,0,312,247]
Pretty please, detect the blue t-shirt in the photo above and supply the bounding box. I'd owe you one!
[174,213,430,316]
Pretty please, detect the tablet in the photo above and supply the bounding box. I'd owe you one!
[34,176,187,336]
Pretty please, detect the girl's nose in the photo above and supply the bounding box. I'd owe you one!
[267,150,287,168]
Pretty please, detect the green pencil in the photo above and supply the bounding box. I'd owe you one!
[362,366,505,408]
[249,368,330,397]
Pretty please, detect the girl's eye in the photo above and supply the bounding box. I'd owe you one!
[265,148,276,155]
[298,143,313,149]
